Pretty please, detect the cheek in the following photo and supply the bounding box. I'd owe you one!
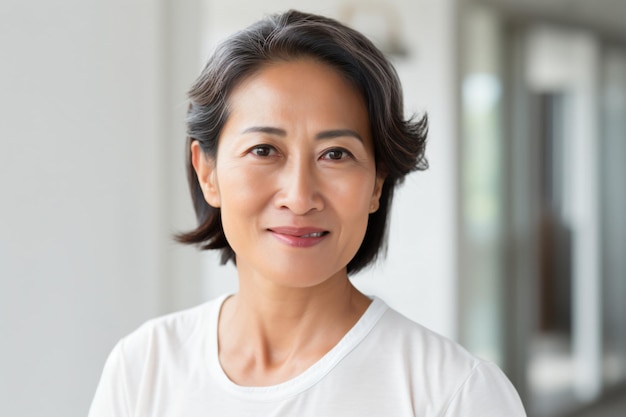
[326,173,377,249]
[332,173,377,209]
[217,161,268,203]
[216,165,270,235]
[334,180,373,260]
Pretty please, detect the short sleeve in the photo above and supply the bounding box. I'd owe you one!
[441,362,527,417]
[87,341,131,417]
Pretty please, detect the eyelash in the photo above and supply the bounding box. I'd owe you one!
[248,145,353,161]
[249,144,277,157]
[321,148,353,161]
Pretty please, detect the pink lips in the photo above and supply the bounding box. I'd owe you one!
[268,226,329,248]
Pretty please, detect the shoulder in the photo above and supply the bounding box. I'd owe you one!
[88,297,227,417]
[373,303,479,366]
[360,300,526,416]
[116,295,223,363]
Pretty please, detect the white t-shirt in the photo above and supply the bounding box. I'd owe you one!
[88,295,526,416]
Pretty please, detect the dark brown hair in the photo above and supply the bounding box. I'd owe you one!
[176,9,428,274]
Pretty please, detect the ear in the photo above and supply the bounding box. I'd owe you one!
[191,141,221,208]
[369,173,386,213]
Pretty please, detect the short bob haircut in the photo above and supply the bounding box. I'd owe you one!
[176,9,428,274]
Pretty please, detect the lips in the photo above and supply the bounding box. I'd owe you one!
[268,226,329,247]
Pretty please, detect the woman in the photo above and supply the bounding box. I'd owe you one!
[89,10,526,416]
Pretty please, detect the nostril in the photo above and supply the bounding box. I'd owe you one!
[275,187,324,214]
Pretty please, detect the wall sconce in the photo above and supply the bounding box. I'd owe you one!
[339,1,409,58]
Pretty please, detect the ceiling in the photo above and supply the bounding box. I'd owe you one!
[477,0,626,43]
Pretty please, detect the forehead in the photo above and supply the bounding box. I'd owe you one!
[223,59,370,132]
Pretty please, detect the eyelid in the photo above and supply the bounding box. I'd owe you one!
[248,143,279,157]
[320,147,354,160]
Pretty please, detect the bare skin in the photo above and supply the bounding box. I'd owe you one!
[218,274,371,386]
[192,59,383,386]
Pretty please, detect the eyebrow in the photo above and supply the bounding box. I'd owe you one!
[242,126,286,136]
[241,126,363,142]
[316,129,363,142]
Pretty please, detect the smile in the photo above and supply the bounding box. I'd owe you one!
[268,227,329,248]
[300,232,326,238]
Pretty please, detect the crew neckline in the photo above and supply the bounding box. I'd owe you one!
[205,294,388,402]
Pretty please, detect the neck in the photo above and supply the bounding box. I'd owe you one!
[217,266,371,386]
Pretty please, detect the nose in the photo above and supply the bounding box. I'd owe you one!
[274,156,324,215]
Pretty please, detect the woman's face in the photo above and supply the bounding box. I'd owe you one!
[193,59,384,288]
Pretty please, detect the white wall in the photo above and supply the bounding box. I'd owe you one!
[0,1,202,416]
[201,0,459,339]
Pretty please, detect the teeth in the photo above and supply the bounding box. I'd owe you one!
[301,232,324,238]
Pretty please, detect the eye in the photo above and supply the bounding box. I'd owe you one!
[321,148,352,161]
[249,145,276,157]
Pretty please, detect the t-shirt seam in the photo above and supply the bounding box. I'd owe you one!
[437,360,486,417]
[212,297,388,401]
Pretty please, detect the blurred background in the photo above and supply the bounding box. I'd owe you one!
[1,0,624,416]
